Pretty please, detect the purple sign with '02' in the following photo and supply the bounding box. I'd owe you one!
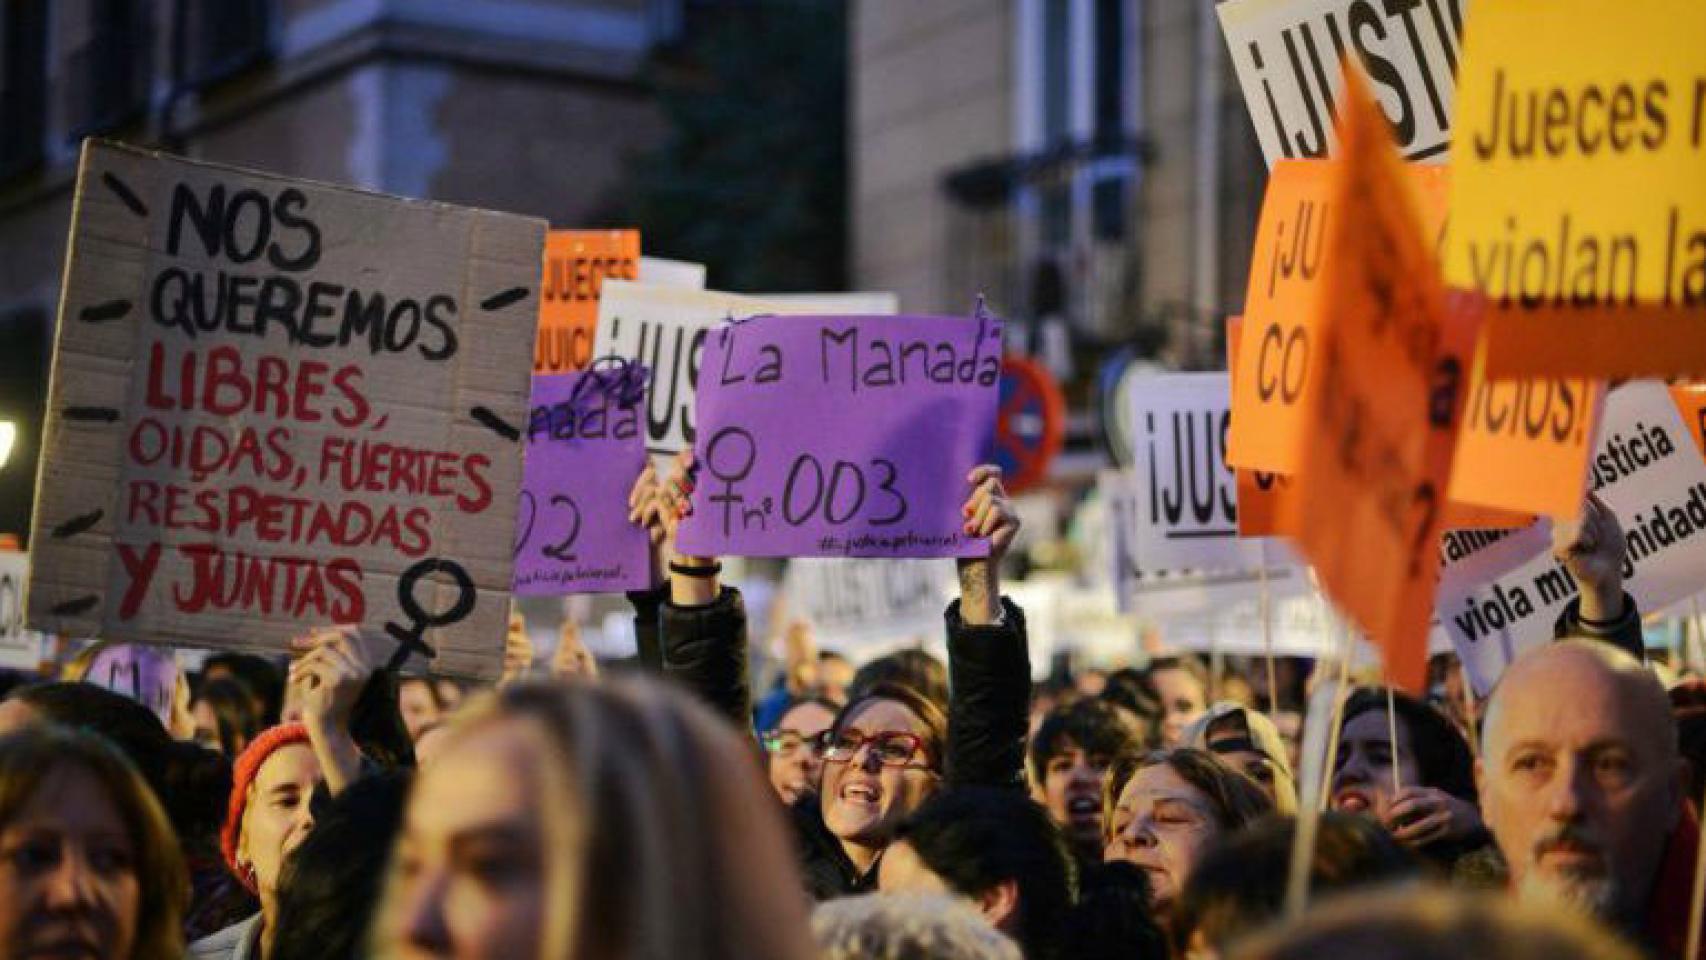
[513,363,652,594]
[676,313,1001,558]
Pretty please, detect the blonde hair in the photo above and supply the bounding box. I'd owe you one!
[0,724,187,960]
[375,677,814,960]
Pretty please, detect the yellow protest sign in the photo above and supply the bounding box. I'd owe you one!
[1283,67,1479,694]
[1444,0,1706,378]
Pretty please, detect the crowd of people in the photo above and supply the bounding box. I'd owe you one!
[0,451,1700,959]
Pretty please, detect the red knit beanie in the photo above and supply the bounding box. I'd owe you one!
[221,723,312,893]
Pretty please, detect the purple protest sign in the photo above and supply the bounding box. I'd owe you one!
[676,313,1000,558]
[513,363,652,594]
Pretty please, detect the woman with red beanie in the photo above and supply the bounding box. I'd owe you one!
[189,724,318,960]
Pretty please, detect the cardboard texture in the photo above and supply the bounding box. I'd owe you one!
[27,141,545,677]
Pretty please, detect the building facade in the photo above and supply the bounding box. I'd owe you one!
[852,0,1267,370]
[0,0,683,542]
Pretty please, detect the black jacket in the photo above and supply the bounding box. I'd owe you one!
[1553,590,1643,662]
[635,586,1031,900]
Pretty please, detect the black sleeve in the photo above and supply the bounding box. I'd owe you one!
[1553,591,1644,663]
[943,595,1030,790]
[626,585,668,671]
[659,586,753,730]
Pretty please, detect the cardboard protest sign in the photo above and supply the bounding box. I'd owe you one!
[592,281,836,459]
[1217,0,1465,167]
[675,313,1000,558]
[534,230,638,374]
[1282,70,1479,693]
[1229,159,1601,519]
[513,364,652,596]
[1439,382,1706,693]
[780,557,955,653]
[1443,0,1706,378]
[0,552,44,672]
[1128,372,1267,570]
[27,141,544,677]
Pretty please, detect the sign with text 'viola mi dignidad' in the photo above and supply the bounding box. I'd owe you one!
[1443,0,1706,377]
[28,141,544,677]
[1438,383,1706,694]
[675,313,1000,559]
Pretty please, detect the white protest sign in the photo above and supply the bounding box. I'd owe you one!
[1217,0,1465,167]
[1102,469,1305,616]
[593,281,838,458]
[637,257,706,290]
[27,141,544,677]
[760,292,901,315]
[1127,372,1272,571]
[1438,382,1706,694]
[0,553,45,672]
[781,558,955,654]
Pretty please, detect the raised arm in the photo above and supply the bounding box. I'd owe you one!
[944,464,1030,790]
[1551,492,1643,661]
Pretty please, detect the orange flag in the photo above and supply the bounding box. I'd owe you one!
[1281,66,1481,694]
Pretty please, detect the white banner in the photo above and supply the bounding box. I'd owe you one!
[780,558,956,655]
[1217,0,1465,167]
[1438,383,1706,694]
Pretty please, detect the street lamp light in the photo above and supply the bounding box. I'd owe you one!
[0,421,15,471]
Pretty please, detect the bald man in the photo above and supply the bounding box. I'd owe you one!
[1479,641,1694,953]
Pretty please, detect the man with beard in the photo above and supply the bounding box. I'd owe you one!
[1479,640,1698,955]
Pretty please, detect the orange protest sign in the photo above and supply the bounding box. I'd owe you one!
[535,230,639,373]
[1282,68,1481,694]
[1675,384,1706,460]
[1229,159,1601,519]
[1233,306,1525,540]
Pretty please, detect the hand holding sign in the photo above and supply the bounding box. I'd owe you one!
[1550,493,1630,624]
[957,464,1021,626]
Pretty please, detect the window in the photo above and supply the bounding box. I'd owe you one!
[1015,0,1141,328]
[0,0,48,179]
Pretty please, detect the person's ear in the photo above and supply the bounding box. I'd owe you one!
[976,878,1021,935]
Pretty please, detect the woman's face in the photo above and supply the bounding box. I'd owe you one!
[819,699,938,848]
[239,743,320,898]
[399,681,444,743]
[385,718,545,960]
[1151,669,1207,748]
[1330,709,1420,823]
[1103,764,1221,912]
[767,701,835,807]
[0,763,139,960]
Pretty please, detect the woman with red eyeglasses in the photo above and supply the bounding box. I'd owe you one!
[628,454,1029,900]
